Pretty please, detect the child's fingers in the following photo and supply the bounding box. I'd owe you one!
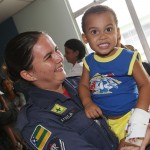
[95,107,103,116]
[85,109,101,118]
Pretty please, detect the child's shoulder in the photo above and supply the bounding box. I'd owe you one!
[87,52,94,56]
[122,48,136,55]
[84,52,94,60]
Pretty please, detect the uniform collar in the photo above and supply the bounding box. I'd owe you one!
[28,80,78,109]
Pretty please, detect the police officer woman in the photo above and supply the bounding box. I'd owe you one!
[4,31,120,150]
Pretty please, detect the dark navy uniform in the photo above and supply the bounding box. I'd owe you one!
[17,80,118,150]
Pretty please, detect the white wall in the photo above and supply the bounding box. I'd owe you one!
[13,0,81,73]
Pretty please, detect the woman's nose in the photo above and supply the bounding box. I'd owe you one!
[53,52,64,63]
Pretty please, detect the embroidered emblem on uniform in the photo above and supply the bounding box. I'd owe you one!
[30,125,51,150]
[51,104,67,114]
[48,138,65,150]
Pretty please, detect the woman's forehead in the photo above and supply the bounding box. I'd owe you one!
[33,35,55,51]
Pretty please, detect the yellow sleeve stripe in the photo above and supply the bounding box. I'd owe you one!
[128,51,140,75]
[83,57,90,71]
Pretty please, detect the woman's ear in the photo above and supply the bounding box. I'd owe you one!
[82,33,88,44]
[20,70,37,81]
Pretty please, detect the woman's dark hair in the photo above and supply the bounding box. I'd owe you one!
[4,31,43,82]
[64,39,86,61]
[82,5,118,33]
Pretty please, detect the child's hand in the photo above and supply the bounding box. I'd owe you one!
[84,102,103,118]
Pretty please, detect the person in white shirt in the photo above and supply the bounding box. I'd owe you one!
[64,39,86,77]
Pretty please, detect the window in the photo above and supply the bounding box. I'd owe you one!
[68,0,93,12]
[66,0,150,62]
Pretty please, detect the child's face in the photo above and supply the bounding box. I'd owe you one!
[82,11,120,57]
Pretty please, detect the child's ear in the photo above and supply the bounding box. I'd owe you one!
[116,28,121,47]
[117,28,121,41]
[20,70,37,81]
[82,33,88,44]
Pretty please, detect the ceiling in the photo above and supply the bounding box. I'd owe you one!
[0,0,36,24]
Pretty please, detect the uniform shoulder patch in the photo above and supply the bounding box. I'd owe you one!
[30,125,51,149]
[47,138,65,150]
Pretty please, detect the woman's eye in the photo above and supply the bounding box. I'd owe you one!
[55,46,59,52]
[47,54,52,59]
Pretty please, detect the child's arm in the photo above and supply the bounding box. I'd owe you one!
[78,65,102,118]
[133,60,150,110]
[125,60,150,146]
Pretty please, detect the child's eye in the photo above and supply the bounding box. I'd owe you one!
[90,30,99,35]
[106,27,112,32]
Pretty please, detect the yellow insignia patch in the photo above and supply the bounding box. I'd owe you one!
[51,104,67,114]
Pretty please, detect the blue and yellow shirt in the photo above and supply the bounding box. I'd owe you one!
[84,48,141,116]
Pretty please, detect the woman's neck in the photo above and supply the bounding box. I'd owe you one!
[35,81,64,93]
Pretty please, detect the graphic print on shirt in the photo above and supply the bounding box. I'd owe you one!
[90,73,122,94]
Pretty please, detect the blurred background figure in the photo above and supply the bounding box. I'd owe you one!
[0,93,18,150]
[0,64,27,149]
[1,78,26,111]
[64,38,86,77]
[0,91,27,150]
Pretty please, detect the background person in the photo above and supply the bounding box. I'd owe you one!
[64,38,86,77]
[0,92,24,150]
[1,78,26,111]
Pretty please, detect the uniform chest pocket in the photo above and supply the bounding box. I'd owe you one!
[59,107,93,134]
